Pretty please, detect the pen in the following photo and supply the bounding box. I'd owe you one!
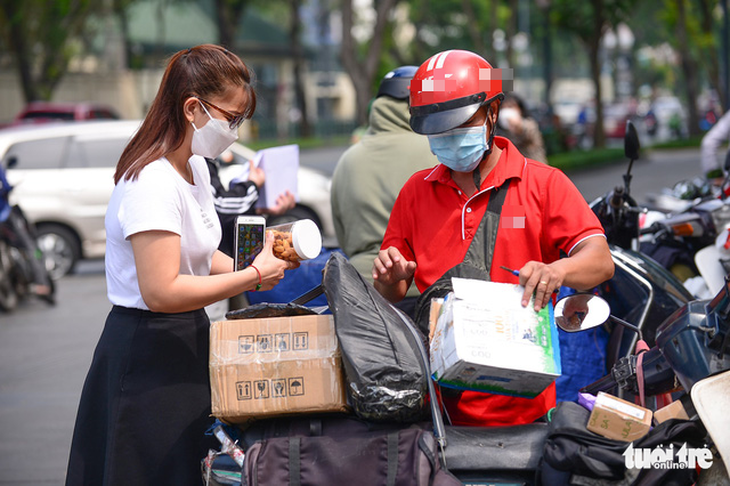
[500,265,520,277]
[501,265,559,294]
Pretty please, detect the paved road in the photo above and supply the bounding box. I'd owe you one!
[0,145,702,484]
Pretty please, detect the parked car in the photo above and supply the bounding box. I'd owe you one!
[0,121,334,278]
[9,102,120,127]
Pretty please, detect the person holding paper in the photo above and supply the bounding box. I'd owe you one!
[207,153,295,257]
[66,45,295,485]
[372,50,614,427]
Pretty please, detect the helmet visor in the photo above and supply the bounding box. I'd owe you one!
[410,92,502,135]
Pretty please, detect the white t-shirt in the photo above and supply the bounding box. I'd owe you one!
[105,155,222,310]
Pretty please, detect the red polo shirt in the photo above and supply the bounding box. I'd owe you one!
[382,136,606,426]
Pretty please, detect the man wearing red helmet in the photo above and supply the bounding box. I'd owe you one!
[372,50,614,426]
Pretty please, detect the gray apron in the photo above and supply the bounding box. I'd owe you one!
[413,179,512,336]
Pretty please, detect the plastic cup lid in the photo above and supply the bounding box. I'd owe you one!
[292,219,322,260]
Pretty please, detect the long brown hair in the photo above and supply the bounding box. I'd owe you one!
[114,44,256,183]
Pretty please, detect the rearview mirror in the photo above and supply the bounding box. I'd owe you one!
[555,293,610,332]
[624,120,640,161]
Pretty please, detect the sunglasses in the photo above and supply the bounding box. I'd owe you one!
[197,98,246,130]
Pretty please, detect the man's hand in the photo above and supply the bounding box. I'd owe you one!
[372,247,416,303]
[373,246,417,284]
[518,261,565,312]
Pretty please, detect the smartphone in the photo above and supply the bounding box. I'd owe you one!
[234,215,266,271]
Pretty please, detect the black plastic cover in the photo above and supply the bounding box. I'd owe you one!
[322,252,429,422]
[225,302,317,320]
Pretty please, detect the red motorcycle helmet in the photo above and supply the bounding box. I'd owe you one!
[409,50,510,135]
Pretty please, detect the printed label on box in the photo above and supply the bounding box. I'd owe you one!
[254,380,270,399]
[293,332,309,350]
[238,336,255,354]
[289,377,305,396]
[275,333,290,351]
[236,381,252,400]
[600,395,648,421]
[272,379,287,397]
[257,334,273,353]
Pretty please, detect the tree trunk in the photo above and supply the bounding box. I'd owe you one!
[340,0,399,126]
[462,0,487,58]
[590,0,605,148]
[289,0,311,137]
[506,0,518,67]
[589,38,605,148]
[676,0,701,137]
[2,1,39,102]
[697,0,725,110]
[214,0,248,49]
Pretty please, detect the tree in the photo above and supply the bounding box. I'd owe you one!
[288,0,312,137]
[552,0,632,148]
[0,0,101,102]
[341,0,400,126]
[672,0,701,137]
[213,0,251,49]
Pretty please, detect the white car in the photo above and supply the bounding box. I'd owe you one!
[0,120,334,279]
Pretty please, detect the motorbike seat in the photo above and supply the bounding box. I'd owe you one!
[443,423,548,472]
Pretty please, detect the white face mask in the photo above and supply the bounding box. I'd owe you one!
[190,101,239,159]
[498,107,520,130]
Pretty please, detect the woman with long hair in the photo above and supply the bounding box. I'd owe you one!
[65,44,294,485]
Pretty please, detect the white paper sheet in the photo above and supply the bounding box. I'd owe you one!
[253,144,300,209]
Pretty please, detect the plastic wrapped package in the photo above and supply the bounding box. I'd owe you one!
[322,252,429,422]
[225,302,317,319]
[268,219,322,263]
[209,314,349,424]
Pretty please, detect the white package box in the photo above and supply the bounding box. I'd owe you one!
[429,278,561,398]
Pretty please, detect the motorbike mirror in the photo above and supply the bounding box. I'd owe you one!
[554,293,610,332]
[624,120,640,161]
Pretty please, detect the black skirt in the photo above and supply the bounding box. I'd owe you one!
[66,306,217,486]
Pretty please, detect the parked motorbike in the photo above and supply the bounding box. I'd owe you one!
[0,167,54,311]
[633,150,730,297]
[567,283,730,484]
[588,120,693,367]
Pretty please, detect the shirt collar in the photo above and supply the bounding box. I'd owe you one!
[423,136,525,189]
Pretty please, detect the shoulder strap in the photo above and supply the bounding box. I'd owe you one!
[461,179,512,277]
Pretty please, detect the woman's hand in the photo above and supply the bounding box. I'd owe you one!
[250,231,299,291]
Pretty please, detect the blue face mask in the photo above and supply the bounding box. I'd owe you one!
[428,123,489,172]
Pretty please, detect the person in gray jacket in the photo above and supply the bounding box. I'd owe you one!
[331,66,439,317]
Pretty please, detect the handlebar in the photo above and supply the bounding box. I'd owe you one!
[580,347,678,397]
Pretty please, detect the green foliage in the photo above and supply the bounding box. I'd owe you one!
[548,147,625,171]
[0,0,104,101]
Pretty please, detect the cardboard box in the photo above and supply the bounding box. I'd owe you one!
[587,392,653,442]
[209,314,348,424]
[429,278,561,398]
[653,399,690,424]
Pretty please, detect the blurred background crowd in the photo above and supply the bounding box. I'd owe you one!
[1,0,728,152]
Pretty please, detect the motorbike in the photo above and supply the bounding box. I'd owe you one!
[0,167,54,311]
[588,120,694,368]
[567,282,730,484]
[632,150,730,300]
